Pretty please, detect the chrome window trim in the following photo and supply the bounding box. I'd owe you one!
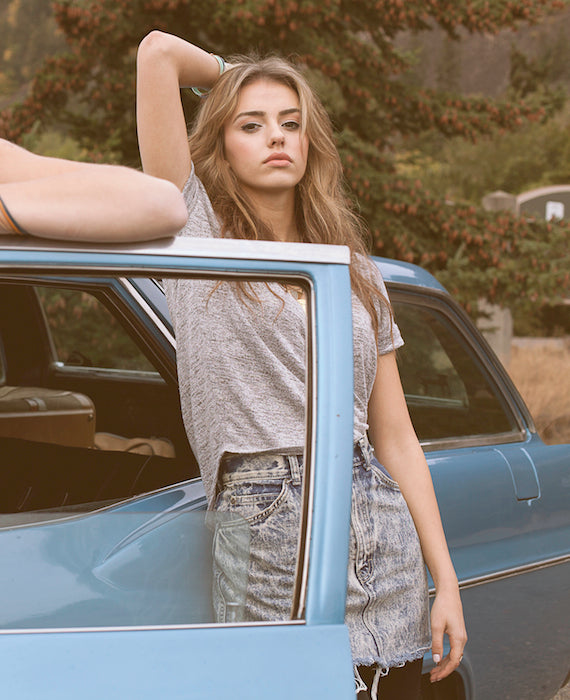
[428,554,570,596]
[421,430,528,453]
[292,277,316,620]
[0,619,306,636]
[118,277,175,350]
[49,364,164,382]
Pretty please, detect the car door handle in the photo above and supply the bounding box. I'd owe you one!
[493,447,540,501]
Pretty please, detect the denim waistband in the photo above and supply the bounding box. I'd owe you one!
[220,435,375,488]
[220,452,303,487]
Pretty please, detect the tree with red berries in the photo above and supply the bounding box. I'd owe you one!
[1,0,568,312]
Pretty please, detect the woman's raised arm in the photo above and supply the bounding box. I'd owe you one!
[0,139,187,241]
[136,31,225,190]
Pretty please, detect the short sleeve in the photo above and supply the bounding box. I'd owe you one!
[372,266,404,355]
[354,254,404,355]
[165,164,222,320]
[178,164,222,240]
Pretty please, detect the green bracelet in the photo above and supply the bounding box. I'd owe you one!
[191,54,226,97]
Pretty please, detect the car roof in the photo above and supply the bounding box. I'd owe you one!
[373,256,448,293]
[0,236,447,293]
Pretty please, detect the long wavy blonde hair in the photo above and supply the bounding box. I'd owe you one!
[188,55,389,336]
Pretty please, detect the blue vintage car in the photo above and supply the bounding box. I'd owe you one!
[0,237,568,700]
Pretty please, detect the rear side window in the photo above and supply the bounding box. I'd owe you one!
[36,287,155,372]
[394,300,516,443]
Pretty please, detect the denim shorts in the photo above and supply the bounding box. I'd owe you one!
[210,436,430,669]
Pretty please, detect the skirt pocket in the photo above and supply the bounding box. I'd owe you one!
[368,456,401,490]
[216,478,290,526]
[210,478,299,623]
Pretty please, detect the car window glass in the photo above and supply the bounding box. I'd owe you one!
[0,274,309,631]
[394,300,515,442]
[36,286,155,372]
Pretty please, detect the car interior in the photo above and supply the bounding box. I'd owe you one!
[0,278,519,519]
[0,281,199,517]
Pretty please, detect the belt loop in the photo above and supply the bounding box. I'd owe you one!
[357,435,373,469]
[287,455,302,486]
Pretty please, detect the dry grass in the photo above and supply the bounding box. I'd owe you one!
[554,685,570,700]
[507,340,570,445]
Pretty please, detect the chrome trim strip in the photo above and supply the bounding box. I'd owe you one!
[0,236,351,265]
[429,554,570,595]
[0,479,205,532]
[292,279,316,619]
[118,278,175,350]
[0,619,306,636]
[421,430,527,453]
[0,266,324,286]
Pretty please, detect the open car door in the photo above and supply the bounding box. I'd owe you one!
[0,237,356,699]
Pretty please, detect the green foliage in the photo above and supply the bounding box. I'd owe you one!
[513,301,570,336]
[369,178,569,313]
[401,104,570,203]
[1,0,569,313]
[20,125,89,160]
[510,46,550,98]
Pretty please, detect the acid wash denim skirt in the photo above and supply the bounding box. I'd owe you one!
[209,436,431,670]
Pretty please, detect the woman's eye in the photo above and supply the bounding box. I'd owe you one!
[241,122,261,133]
[283,121,300,130]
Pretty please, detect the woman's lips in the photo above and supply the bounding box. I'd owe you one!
[264,153,292,165]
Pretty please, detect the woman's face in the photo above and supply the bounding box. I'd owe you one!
[223,79,309,199]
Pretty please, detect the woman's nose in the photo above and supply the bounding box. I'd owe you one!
[268,126,285,147]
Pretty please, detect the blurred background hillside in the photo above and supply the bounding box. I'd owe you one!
[1,0,569,443]
[395,7,570,207]
[0,1,65,110]
[5,1,570,204]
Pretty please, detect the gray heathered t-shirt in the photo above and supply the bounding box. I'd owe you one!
[165,166,403,506]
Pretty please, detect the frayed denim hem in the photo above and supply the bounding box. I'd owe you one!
[354,664,390,700]
[354,666,368,694]
[352,642,430,670]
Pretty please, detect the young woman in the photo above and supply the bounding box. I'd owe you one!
[136,30,467,699]
[0,138,186,240]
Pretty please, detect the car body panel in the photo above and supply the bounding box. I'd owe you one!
[0,624,354,699]
[458,561,570,700]
[0,237,568,699]
[0,483,210,628]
